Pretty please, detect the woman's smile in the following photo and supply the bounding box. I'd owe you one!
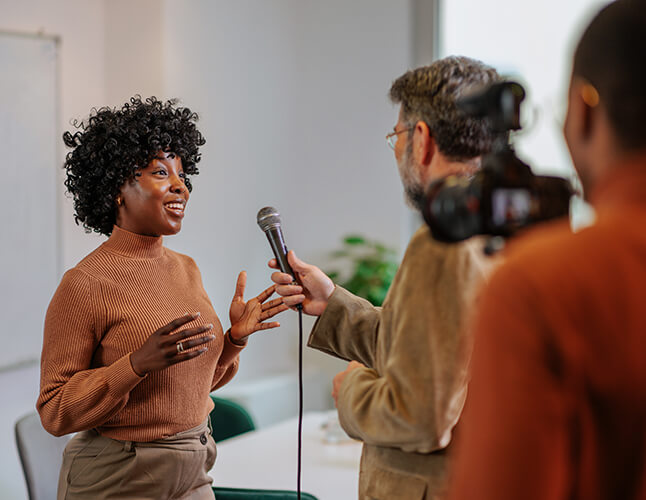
[163,199,186,218]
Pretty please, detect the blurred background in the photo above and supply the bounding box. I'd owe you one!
[0,0,606,497]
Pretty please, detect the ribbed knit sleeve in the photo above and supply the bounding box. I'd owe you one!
[37,269,145,436]
[210,332,245,391]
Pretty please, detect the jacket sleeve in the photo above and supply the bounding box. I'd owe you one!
[308,286,382,368]
[37,269,145,436]
[335,234,492,453]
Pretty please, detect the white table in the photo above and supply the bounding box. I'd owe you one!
[209,411,362,500]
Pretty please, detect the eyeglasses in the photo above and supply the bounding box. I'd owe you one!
[385,127,412,149]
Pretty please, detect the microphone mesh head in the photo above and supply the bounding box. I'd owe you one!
[257,206,282,231]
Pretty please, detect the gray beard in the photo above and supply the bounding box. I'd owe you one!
[404,183,426,213]
[398,145,426,213]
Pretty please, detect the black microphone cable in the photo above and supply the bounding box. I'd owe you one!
[296,303,303,500]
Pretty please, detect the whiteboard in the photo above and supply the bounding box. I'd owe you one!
[0,32,59,369]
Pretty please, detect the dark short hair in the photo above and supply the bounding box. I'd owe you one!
[63,96,206,236]
[573,0,646,151]
[389,56,500,161]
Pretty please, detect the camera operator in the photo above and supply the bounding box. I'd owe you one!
[269,57,499,499]
[449,2,646,499]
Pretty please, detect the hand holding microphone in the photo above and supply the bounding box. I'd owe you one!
[269,250,334,316]
[257,207,334,316]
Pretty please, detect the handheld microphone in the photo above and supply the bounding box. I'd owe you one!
[257,206,304,498]
[256,206,296,280]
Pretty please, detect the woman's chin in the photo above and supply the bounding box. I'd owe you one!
[163,222,183,236]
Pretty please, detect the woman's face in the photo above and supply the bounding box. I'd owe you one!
[116,152,189,236]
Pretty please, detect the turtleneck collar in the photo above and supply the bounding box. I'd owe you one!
[104,225,165,259]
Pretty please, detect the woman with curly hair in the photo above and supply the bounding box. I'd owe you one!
[37,96,285,499]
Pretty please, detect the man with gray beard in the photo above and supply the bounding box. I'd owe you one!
[270,57,499,499]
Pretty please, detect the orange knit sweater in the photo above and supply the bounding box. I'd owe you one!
[449,159,646,500]
[37,226,244,441]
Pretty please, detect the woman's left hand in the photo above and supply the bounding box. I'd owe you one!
[229,271,289,344]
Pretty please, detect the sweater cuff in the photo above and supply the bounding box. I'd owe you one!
[220,330,246,366]
[109,354,147,395]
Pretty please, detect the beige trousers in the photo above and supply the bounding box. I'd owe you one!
[57,418,216,500]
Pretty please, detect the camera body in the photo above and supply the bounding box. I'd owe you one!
[422,82,574,243]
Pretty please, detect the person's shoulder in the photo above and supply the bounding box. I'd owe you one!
[507,217,601,263]
[164,246,198,267]
[402,225,444,268]
[408,224,454,255]
[506,217,570,255]
[408,224,487,264]
[163,247,203,281]
[72,238,116,271]
[53,266,98,301]
[48,263,108,319]
[400,225,492,292]
[410,224,432,245]
[65,243,110,280]
[494,217,603,289]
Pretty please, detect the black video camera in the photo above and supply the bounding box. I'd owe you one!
[422,82,574,244]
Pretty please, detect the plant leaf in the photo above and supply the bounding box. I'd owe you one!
[344,235,366,245]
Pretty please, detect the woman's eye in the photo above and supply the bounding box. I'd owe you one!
[179,173,187,182]
[153,169,167,176]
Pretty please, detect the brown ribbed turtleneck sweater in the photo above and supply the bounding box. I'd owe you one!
[37,226,244,441]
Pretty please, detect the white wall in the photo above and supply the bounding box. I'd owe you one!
[0,0,169,274]
[0,0,108,272]
[440,0,608,179]
[104,0,164,107]
[161,0,413,384]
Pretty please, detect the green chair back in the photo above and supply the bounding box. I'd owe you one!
[213,486,318,500]
[209,395,256,442]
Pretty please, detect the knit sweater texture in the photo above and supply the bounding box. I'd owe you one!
[449,158,646,500]
[37,226,243,441]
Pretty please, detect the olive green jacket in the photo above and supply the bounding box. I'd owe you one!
[309,226,494,500]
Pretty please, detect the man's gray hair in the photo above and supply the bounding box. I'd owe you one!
[389,56,500,161]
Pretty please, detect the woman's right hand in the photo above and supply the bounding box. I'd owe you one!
[130,313,214,376]
[269,250,335,316]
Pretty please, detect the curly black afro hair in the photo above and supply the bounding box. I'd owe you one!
[63,96,206,236]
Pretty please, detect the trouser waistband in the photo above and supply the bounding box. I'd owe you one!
[94,417,211,452]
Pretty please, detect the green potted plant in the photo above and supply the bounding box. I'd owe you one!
[326,235,399,306]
